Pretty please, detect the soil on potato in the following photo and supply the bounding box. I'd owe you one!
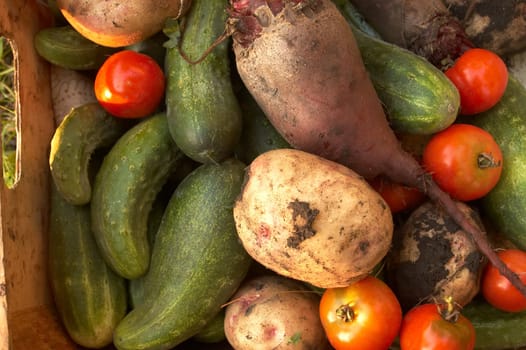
[287,199,319,249]
[387,204,484,311]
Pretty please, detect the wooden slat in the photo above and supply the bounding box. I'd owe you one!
[0,0,62,349]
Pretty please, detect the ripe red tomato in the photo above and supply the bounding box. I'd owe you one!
[422,123,503,201]
[445,48,508,115]
[369,176,426,214]
[95,50,165,118]
[319,275,402,350]
[399,302,475,350]
[481,249,526,312]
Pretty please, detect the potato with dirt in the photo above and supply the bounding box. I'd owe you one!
[233,148,393,289]
[386,200,486,311]
[224,274,330,350]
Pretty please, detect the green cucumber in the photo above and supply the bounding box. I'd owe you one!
[91,113,184,279]
[462,298,526,350]
[467,76,526,250]
[234,82,291,164]
[49,184,127,348]
[127,196,166,309]
[334,0,460,135]
[35,25,117,70]
[192,310,226,344]
[164,0,243,164]
[113,158,252,350]
[49,102,130,205]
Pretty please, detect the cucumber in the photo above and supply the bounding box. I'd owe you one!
[164,0,243,164]
[462,298,526,350]
[49,102,130,205]
[467,76,526,250]
[113,158,252,350]
[34,25,117,70]
[334,0,460,135]
[49,184,127,348]
[91,113,184,279]
[234,82,291,164]
[127,196,166,309]
[192,310,226,344]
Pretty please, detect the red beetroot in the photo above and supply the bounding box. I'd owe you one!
[227,0,526,296]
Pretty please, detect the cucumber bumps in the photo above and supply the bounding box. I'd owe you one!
[114,159,252,350]
[91,113,184,279]
[165,0,243,163]
[50,102,130,205]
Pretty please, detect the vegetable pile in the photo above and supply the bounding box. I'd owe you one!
[35,0,526,349]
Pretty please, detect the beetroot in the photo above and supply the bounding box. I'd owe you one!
[227,0,526,296]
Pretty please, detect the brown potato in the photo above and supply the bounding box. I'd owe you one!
[233,149,393,288]
[224,275,330,350]
[386,200,486,311]
[57,0,192,47]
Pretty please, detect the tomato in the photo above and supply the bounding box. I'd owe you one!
[422,123,503,202]
[445,48,508,115]
[369,176,425,214]
[399,301,475,350]
[319,275,402,350]
[95,50,165,118]
[481,249,526,312]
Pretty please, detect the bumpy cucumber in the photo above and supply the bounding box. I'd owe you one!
[113,158,252,350]
[165,0,243,163]
[35,25,117,70]
[91,113,183,279]
[49,102,129,205]
[49,184,127,348]
[462,298,526,350]
[234,82,290,164]
[334,0,460,135]
[467,77,526,250]
[127,197,166,309]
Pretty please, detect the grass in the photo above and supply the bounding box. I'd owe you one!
[0,36,17,189]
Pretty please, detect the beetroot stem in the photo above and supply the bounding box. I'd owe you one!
[423,177,526,297]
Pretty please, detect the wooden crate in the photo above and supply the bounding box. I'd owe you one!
[0,0,80,348]
[1,1,525,349]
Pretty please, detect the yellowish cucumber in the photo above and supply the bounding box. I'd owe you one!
[49,102,130,205]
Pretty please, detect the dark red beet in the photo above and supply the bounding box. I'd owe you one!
[227,0,526,296]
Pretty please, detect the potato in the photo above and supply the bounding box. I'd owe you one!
[386,200,485,311]
[233,149,393,288]
[57,0,192,47]
[224,275,330,350]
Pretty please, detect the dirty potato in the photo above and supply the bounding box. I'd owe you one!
[233,149,393,288]
[224,274,330,350]
[386,200,486,311]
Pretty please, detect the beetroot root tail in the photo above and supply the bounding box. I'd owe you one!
[422,176,526,298]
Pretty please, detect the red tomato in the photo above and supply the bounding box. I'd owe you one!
[445,48,508,115]
[400,302,475,350]
[422,123,503,201]
[319,275,402,350]
[369,176,426,214]
[95,50,165,118]
[481,249,526,312]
